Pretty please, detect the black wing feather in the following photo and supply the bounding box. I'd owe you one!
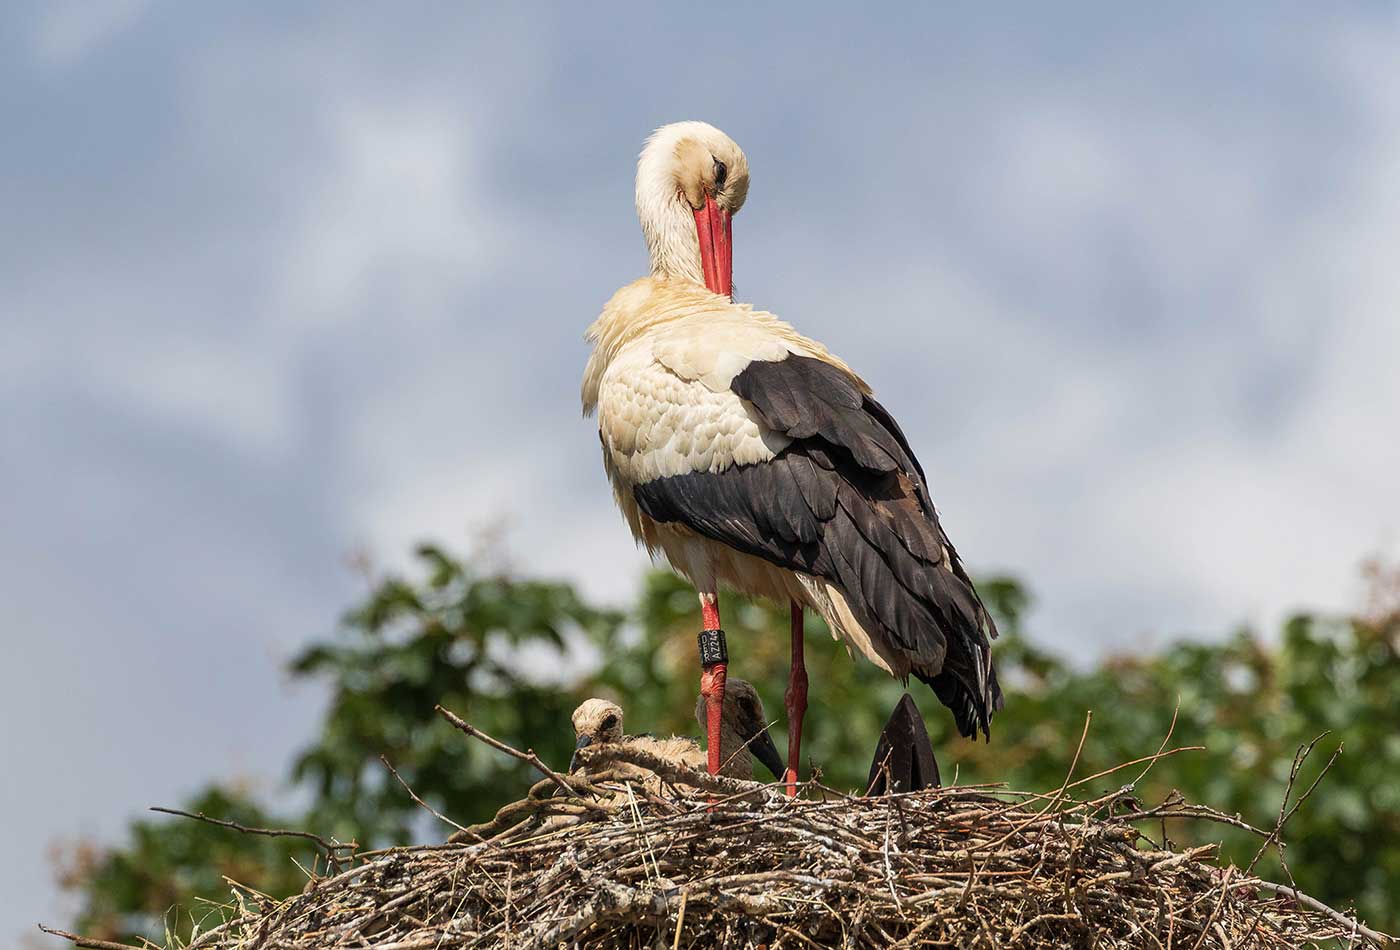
[634,354,1003,739]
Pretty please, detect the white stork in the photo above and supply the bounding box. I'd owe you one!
[582,121,1003,790]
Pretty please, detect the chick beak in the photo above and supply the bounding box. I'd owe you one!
[746,722,785,782]
[569,734,592,773]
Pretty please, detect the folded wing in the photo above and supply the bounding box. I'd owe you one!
[626,337,1003,739]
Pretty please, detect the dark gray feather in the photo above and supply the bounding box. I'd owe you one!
[631,354,1003,739]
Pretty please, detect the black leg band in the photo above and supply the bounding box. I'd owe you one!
[698,628,728,667]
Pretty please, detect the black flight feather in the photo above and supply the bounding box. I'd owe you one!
[632,354,1003,739]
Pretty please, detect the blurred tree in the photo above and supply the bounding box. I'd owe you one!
[51,788,311,945]
[54,547,1399,944]
[56,544,625,944]
[286,543,624,844]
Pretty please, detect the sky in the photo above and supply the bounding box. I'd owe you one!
[3,2,1398,941]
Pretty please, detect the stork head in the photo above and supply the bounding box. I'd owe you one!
[635,121,749,297]
[570,697,624,771]
[693,677,784,781]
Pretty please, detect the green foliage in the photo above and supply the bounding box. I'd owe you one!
[56,546,1400,944]
[287,543,624,845]
[958,611,1400,928]
[61,545,625,945]
[53,788,310,944]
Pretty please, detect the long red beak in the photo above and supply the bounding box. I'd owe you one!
[694,194,732,299]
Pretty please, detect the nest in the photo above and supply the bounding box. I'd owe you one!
[42,711,1393,950]
[58,725,1386,950]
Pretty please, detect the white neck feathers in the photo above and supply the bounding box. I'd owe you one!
[635,123,712,286]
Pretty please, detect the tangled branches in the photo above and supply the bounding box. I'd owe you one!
[40,713,1394,949]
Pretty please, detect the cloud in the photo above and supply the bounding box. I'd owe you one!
[4,4,1400,943]
[0,7,556,937]
[30,0,151,68]
[274,103,489,331]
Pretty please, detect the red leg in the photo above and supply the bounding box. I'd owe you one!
[784,601,808,796]
[700,594,720,631]
[698,593,727,776]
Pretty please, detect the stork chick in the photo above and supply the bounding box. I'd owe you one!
[570,677,783,781]
[688,677,784,781]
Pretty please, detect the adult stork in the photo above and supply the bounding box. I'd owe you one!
[582,121,1003,790]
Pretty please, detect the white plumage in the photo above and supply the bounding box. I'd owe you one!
[583,122,1002,756]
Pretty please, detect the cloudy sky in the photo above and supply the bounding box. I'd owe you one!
[3,2,1398,940]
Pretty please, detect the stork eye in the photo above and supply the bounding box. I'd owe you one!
[601,714,618,730]
[713,159,727,190]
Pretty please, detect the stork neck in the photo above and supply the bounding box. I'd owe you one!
[636,180,711,290]
[651,254,706,287]
[643,213,732,298]
[643,216,707,289]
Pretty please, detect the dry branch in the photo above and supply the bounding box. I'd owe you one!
[40,724,1393,950]
[148,806,357,871]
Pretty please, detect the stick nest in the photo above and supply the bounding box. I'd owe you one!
[153,742,1390,950]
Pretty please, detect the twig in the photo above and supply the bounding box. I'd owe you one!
[379,754,471,837]
[1247,734,1341,875]
[435,704,593,802]
[672,889,688,950]
[1060,745,1205,798]
[1188,866,1233,950]
[1129,697,1180,789]
[985,711,1092,849]
[1010,913,1082,943]
[37,925,139,950]
[982,743,1206,827]
[148,807,355,871]
[1131,804,1271,840]
[575,743,772,798]
[1240,879,1395,946]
